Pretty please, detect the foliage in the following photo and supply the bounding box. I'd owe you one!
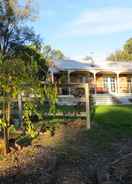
[0,59,29,97]
[107,50,132,61]
[43,84,58,114]
[9,125,17,134]
[16,135,32,147]
[0,119,6,129]
[0,0,57,154]
[0,0,39,60]
[23,101,38,138]
[59,72,68,84]
[107,38,132,61]
[124,38,132,55]
[42,45,64,61]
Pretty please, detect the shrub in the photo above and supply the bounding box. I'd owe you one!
[16,135,32,147]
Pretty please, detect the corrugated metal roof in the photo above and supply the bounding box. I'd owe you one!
[53,59,95,71]
[52,59,132,73]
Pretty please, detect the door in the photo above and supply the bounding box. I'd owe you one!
[110,77,116,92]
[103,76,116,93]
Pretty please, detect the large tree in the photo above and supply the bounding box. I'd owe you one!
[0,0,40,60]
[0,0,50,154]
[107,38,132,61]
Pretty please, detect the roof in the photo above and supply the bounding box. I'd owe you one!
[52,59,132,74]
[52,59,95,71]
[97,62,132,73]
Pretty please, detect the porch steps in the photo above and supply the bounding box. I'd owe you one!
[93,94,120,105]
[115,95,132,104]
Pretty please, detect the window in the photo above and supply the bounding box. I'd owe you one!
[103,77,109,90]
[110,77,116,92]
[103,76,116,93]
[128,77,132,93]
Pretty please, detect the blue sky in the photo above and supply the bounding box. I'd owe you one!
[30,0,132,62]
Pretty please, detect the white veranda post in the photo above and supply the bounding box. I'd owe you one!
[18,94,23,129]
[67,70,71,94]
[93,72,96,95]
[85,83,91,129]
[116,73,120,94]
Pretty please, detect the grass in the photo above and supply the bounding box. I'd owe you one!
[35,105,132,162]
[23,105,132,151]
[95,105,132,136]
[85,104,132,150]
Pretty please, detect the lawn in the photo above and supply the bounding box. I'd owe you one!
[86,104,132,150]
[95,105,132,136]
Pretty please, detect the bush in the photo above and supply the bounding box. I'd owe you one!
[16,135,32,147]
[9,125,17,134]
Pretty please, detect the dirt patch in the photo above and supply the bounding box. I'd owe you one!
[0,145,56,184]
[1,119,132,184]
[97,153,132,184]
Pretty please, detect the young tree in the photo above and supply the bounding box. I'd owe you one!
[0,51,49,154]
[0,59,29,154]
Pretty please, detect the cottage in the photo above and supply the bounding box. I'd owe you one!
[50,59,132,104]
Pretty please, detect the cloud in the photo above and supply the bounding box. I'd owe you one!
[58,7,132,37]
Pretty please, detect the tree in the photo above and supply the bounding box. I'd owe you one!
[0,47,50,154]
[107,50,132,61]
[124,38,132,55]
[0,0,49,154]
[42,45,64,61]
[0,0,39,60]
[52,49,64,60]
[0,0,57,155]
[107,38,132,61]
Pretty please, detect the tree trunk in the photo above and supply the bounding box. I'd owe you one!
[4,127,9,154]
[3,100,11,155]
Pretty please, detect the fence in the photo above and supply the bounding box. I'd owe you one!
[56,83,95,129]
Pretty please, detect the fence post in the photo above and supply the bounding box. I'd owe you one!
[18,94,23,129]
[85,83,91,129]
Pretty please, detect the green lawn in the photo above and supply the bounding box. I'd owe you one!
[95,105,132,135]
[85,105,132,150]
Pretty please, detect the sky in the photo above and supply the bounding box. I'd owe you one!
[30,0,132,62]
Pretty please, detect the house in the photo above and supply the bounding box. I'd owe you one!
[50,59,132,104]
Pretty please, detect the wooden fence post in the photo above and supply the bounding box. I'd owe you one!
[85,83,91,129]
[18,94,23,129]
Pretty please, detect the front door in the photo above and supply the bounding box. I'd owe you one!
[104,76,116,93]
